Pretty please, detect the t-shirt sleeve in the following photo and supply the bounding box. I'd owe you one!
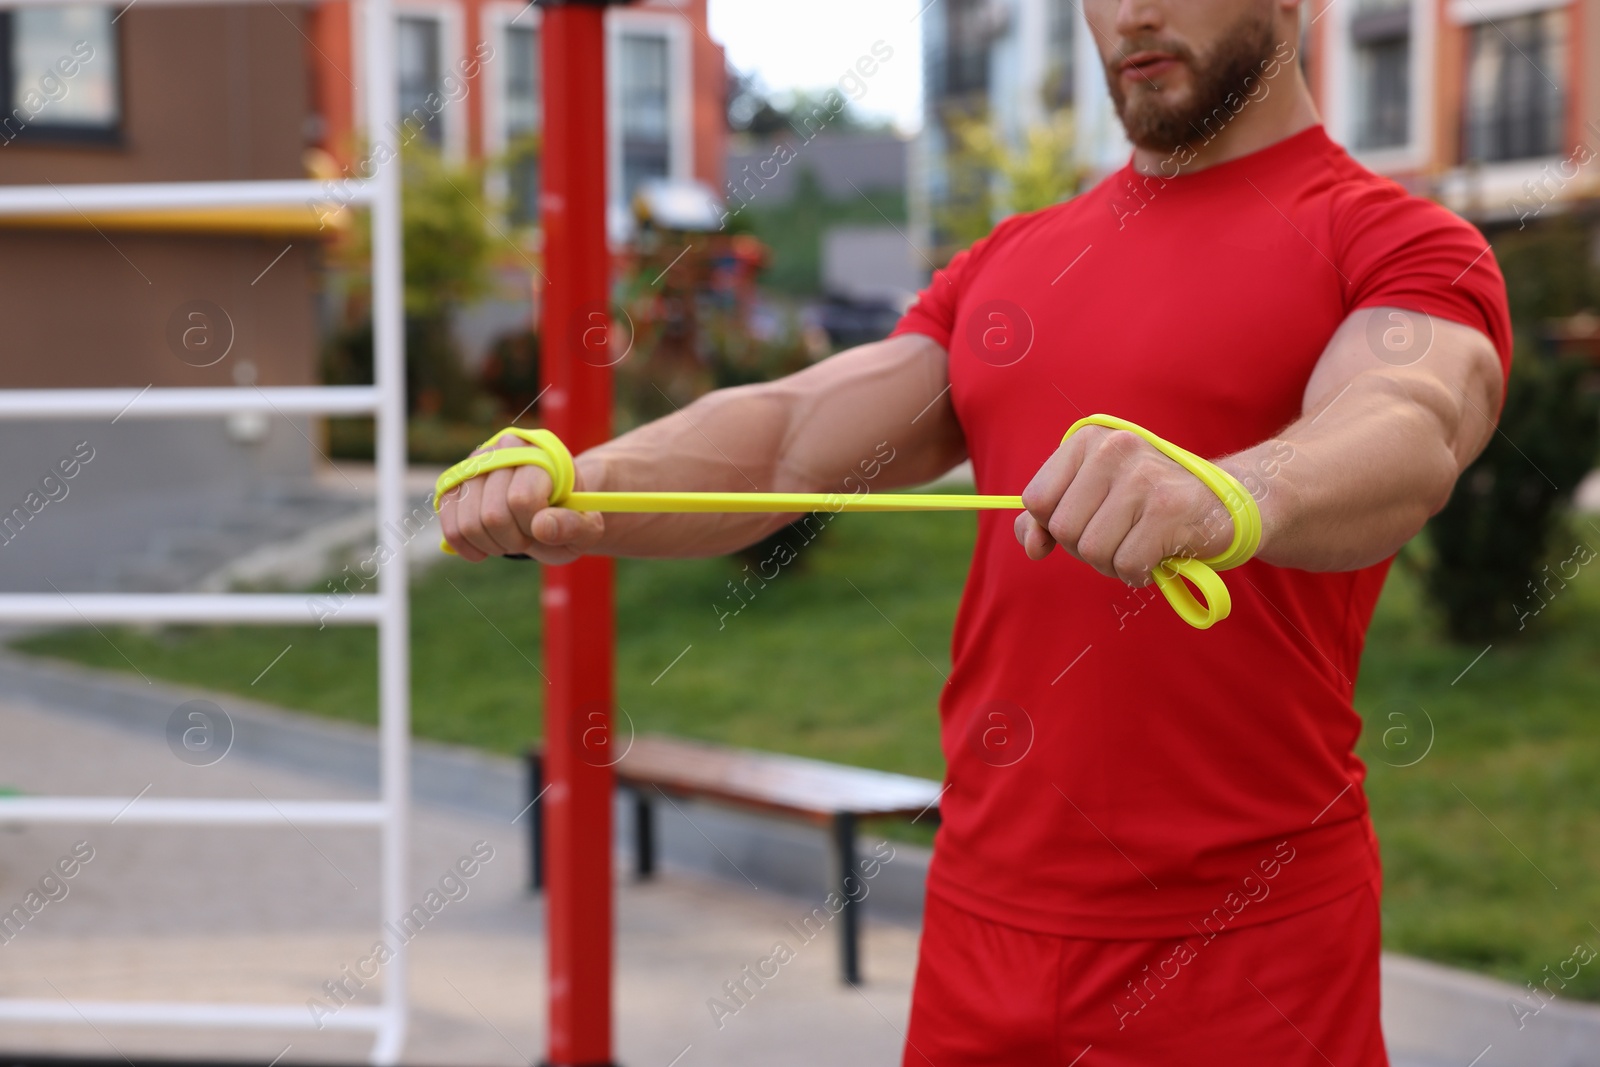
[1336,183,1514,383]
[890,224,1009,350]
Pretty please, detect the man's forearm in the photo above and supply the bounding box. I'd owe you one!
[571,385,807,558]
[565,333,966,559]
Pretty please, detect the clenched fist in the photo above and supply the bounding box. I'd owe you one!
[1014,425,1235,585]
[438,432,606,564]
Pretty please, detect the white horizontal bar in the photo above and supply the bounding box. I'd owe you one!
[0,999,383,1031]
[1,0,314,7]
[1446,0,1561,24]
[0,594,383,625]
[0,798,387,826]
[0,179,371,216]
[0,385,379,420]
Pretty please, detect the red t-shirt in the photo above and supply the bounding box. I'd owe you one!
[891,124,1512,939]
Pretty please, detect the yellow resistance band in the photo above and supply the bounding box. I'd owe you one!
[431,415,1262,629]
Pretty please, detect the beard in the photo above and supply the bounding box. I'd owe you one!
[1103,6,1281,153]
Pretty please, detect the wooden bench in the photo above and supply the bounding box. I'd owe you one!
[526,735,943,984]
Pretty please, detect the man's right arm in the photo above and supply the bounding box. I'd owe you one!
[439,331,966,563]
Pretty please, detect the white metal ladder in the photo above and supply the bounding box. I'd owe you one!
[0,0,413,1060]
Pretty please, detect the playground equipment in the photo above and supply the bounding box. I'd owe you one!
[0,0,412,1061]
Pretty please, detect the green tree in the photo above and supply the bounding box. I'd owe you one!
[935,108,1082,255]
[327,138,494,420]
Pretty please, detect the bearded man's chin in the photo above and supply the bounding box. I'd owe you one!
[1122,96,1199,154]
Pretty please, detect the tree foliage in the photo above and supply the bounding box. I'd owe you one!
[934,108,1082,254]
[325,138,495,420]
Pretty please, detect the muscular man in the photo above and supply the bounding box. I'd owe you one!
[442,0,1511,1061]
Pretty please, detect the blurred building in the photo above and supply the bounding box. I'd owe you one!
[305,0,727,368]
[0,0,729,594]
[0,1,339,595]
[917,0,1600,253]
[726,131,906,203]
[306,0,726,240]
[1305,0,1586,228]
[0,2,321,392]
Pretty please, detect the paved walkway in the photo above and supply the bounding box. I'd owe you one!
[0,691,916,1066]
[4,655,1600,1067]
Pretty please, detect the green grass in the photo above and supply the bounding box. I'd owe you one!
[13,517,1600,998]
[1352,555,1600,998]
[15,510,966,779]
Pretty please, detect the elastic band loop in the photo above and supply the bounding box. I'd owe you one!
[432,427,576,555]
[1061,414,1262,629]
[1151,557,1232,631]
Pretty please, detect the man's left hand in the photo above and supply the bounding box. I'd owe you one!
[1014,426,1235,584]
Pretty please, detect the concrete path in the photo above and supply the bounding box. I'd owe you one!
[2,653,1599,1066]
[0,683,917,1066]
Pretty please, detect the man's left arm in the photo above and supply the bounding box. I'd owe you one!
[1015,307,1505,581]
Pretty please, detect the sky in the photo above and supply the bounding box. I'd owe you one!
[706,0,926,134]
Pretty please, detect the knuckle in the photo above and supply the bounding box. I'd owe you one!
[480,499,519,536]
[1100,429,1142,461]
[1020,483,1052,516]
[1113,546,1148,584]
[1108,428,1140,451]
[1144,477,1184,516]
[505,481,546,517]
[455,504,484,540]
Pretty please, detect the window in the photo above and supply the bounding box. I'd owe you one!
[1044,0,1075,109]
[504,23,538,137]
[396,15,443,146]
[941,0,991,98]
[1463,9,1565,163]
[0,4,119,145]
[503,22,538,224]
[1350,0,1410,150]
[618,32,669,202]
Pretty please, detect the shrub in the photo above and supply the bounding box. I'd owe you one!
[1423,348,1600,640]
[1420,216,1600,641]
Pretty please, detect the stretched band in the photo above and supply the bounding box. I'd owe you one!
[431,416,1262,629]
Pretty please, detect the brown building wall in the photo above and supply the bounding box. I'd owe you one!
[684,0,727,191]
[308,0,358,173]
[0,2,312,183]
[1434,3,1464,174]
[1582,0,1600,144]
[0,233,319,389]
[0,2,321,390]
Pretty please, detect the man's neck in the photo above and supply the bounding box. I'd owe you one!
[1130,73,1322,177]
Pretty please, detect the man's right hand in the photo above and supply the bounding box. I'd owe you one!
[437,433,606,564]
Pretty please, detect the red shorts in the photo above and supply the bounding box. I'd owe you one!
[904,879,1387,1066]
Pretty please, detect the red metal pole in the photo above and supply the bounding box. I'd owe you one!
[540,4,617,1064]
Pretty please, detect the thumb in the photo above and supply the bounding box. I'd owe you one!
[1014,510,1057,561]
[529,506,606,550]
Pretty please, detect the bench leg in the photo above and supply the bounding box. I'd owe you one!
[833,811,860,985]
[526,750,544,893]
[633,788,655,881]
